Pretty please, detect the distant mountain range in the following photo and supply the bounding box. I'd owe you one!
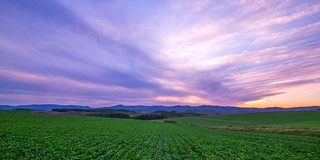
[0,104,91,111]
[108,105,320,114]
[0,104,319,114]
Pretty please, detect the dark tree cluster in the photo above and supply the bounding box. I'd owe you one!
[88,112,130,119]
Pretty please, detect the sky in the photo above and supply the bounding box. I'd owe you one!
[0,0,320,108]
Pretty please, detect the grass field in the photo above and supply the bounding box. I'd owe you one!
[167,111,320,127]
[167,111,320,136]
[1,111,319,159]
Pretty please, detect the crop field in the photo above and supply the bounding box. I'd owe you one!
[166,111,320,137]
[1,111,319,159]
[168,111,320,127]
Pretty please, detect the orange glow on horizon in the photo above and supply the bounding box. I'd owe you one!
[239,84,320,108]
[155,96,212,105]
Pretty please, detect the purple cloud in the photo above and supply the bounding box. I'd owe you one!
[0,0,319,107]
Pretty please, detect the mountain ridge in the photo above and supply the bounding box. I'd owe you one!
[0,104,319,114]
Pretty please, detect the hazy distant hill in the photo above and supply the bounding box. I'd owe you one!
[0,104,91,111]
[0,105,16,110]
[0,104,319,114]
[108,105,320,114]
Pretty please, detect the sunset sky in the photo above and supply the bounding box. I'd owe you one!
[1,0,320,108]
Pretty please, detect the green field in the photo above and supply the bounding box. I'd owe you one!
[167,111,320,136]
[1,111,319,159]
[168,111,320,127]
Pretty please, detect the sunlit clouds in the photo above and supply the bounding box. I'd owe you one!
[0,0,319,107]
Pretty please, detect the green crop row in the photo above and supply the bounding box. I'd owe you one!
[0,111,319,159]
[169,111,320,127]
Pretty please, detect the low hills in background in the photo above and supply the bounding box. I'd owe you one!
[0,104,319,115]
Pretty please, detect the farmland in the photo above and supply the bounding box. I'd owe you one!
[167,111,320,127]
[1,111,320,159]
[167,111,320,136]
